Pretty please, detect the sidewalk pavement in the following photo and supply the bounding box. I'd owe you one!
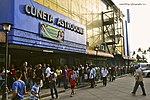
[0,74,128,100]
[4,83,90,100]
[25,81,92,100]
[0,80,97,100]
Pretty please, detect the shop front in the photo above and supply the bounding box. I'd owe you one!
[86,50,114,66]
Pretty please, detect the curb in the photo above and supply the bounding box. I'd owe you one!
[24,82,95,100]
[24,89,66,100]
[24,83,91,100]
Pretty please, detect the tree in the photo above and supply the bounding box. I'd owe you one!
[137,47,143,60]
[142,50,147,63]
[142,55,147,63]
[142,50,147,55]
[136,54,141,62]
[135,47,148,63]
[138,48,142,52]
[132,51,136,56]
[147,47,150,62]
[147,47,150,52]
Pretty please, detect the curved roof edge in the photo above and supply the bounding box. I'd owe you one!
[86,49,114,58]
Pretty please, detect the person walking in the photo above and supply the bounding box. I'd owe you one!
[89,65,96,88]
[30,77,41,100]
[9,64,16,91]
[62,65,69,90]
[21,62,28,84]
[27,65,35,90]
[101,66,108,86]
[45,64,51,88]
[69,66,77,97]
[78,65,84,85]
[11,71,27,100]
[49,68,59,99]
[35,64,45,88]
[131,65,146,96]
[56,66,62,87]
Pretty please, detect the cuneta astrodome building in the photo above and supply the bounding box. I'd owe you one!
[0,0,134,68]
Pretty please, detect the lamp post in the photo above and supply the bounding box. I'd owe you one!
[95,45,99,66]
[0,23,12,100]
[128,56,129,68]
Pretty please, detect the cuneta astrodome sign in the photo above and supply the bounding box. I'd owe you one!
[24,5,84,35]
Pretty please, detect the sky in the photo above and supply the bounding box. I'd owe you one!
[112,0,150,62]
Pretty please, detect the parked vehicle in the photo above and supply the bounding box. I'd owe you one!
[143,69,150,77]
[136,63,150,77]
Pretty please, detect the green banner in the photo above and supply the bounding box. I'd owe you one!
[40,23,64,42]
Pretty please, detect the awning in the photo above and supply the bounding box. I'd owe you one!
[86,49,114,58]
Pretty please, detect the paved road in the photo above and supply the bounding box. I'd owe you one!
[42,75,150,100]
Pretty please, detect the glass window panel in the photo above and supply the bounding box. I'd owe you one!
[34,0,125,53]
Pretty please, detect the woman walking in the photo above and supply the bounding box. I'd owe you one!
[69,66,77,97]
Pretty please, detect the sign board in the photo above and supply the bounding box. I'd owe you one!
[40,23,64,42]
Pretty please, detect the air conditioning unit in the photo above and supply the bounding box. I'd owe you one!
[100,45,105,51]
[86,42,89,47]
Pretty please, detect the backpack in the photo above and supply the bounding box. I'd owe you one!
[71,71,77,81]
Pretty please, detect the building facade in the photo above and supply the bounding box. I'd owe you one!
[0,0,133,68]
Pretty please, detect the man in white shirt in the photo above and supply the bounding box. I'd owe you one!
[45,67,51,78]
[89,65,96,88]
[131,65,146,96]
[101,66,108,86]
[45,65,51,88]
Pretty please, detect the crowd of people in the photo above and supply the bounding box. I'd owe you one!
[0,62,136,99]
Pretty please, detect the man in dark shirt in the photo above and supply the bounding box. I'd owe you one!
[21,62,28,84]
[35,64,44,88]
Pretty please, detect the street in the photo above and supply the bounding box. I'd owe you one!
[42,75,150,100]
